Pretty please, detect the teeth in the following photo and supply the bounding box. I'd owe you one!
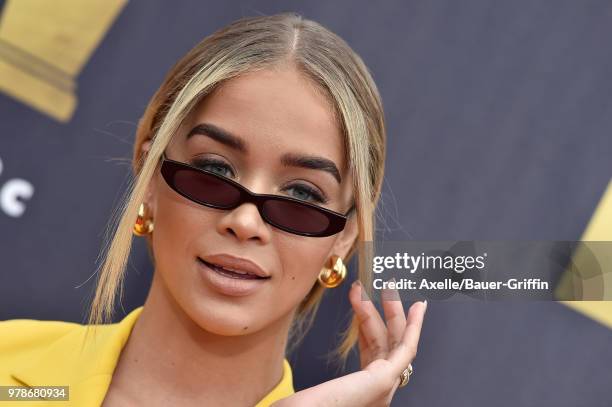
[225,267,247,275]
[200,258,261,277]
[216,264,251,276]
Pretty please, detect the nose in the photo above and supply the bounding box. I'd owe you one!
[216,201,272,244]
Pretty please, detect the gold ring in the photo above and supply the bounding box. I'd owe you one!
[398,363,413,387]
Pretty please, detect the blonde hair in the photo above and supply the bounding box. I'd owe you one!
[85,12,386,370]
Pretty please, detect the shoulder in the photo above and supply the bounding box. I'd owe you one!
[0,317,90,387]
[0,318,83,362]
[0,308,143,399]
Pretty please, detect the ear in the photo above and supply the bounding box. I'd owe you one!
[330,213,359,260]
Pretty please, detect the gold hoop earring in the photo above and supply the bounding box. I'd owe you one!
[318,255,347,288]
[133,202,154,236]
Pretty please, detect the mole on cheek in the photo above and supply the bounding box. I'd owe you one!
[291,276,295,280]
[243,326,249,330]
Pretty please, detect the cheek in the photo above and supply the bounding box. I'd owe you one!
[150,188,211,279]
[275,239,332,299]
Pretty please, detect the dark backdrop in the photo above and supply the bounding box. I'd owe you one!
[1,1,611,406]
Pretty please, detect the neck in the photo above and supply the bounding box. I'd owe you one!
[109,271,295,406]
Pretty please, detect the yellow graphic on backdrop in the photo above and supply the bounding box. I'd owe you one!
[558,178,612,329]
[0,0,127,122]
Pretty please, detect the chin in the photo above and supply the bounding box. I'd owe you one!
[186,297,266,336]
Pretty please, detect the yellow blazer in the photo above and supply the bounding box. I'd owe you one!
[0,306,294,406]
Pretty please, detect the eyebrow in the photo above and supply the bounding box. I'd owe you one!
[187,123,247,153]
[186,123,342,184]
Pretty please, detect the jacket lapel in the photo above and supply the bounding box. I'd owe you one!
[10,306,143,406]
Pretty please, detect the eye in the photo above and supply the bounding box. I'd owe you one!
[191,157,235,178]
[284,182,329,204]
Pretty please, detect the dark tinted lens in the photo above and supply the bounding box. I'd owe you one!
[263,199,332,235]
[174,168,241,208]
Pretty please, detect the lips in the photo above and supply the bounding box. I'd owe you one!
[198,254,270,279]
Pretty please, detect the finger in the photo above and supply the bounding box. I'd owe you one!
[387,300,427,373]
[381,278,406,350]
[349,281,389,360]
[351,284,372,368]
[356,322,368,365]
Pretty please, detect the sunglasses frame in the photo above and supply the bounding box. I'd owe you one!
[159,152,355,237]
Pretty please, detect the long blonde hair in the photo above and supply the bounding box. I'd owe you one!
[85,12,386,370]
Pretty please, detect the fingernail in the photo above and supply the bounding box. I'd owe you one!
[423,300,428,312]
[352,280,362,288]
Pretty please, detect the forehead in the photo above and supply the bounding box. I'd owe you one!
[181,67,347,174]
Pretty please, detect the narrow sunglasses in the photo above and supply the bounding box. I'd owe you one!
[159,152,355,237]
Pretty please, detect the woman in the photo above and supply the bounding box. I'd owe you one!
[0,12,426,406]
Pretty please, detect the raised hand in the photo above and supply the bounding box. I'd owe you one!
[272,280,427,407]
